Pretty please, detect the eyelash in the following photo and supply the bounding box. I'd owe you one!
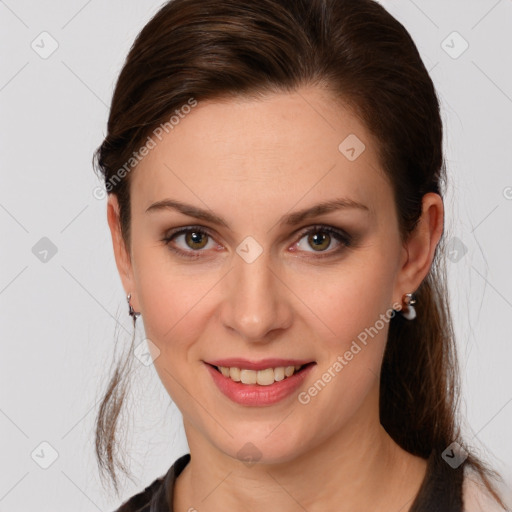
[161,224,353,260]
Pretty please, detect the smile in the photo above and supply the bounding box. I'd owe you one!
[205,361,316,406]
[215,364,307,385]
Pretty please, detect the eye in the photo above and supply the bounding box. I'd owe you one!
[162,226,218,258]
[292,225,352,257]
[161,224,353,260]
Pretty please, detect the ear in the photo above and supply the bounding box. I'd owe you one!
[106,194,137,308]
[393,192,444,304]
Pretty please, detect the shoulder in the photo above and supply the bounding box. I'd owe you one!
[463,466,512,512]
[111,453,191,512]
[112,475,165,512]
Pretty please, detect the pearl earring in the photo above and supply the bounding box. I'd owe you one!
[400,292,417,320]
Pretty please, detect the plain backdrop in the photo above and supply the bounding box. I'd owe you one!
[1,1,511,510]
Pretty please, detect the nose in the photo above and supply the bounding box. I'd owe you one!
[219,249,293,343]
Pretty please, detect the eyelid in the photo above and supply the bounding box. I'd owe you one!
[162,225,220,258]
[290,224,352,258]
[294,224,351,245]
[161,223,353,258]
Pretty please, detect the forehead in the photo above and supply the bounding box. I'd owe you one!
[131,87,390,218]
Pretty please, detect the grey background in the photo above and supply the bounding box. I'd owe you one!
[1,0,511,510]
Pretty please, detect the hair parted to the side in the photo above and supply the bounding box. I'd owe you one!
[92,0,507,505]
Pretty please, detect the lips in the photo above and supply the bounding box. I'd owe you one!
[205,358,314,371]
[205,360,316,406]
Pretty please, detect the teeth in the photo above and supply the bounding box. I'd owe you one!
[240,369,258,385]
[229,367,240,381]
[217,365,304,385]
[274,367,285,382]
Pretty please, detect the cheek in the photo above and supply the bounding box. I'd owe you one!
[289,258,396,406]
[137,272,215,353]
[291,254,397,345]
[138,269,215,410]
[132,242,219,354]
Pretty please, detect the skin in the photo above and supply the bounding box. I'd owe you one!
[107,86,444,512]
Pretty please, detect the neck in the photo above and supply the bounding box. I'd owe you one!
[174,388,427,512]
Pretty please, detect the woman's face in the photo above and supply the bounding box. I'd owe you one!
[108,86,422,464]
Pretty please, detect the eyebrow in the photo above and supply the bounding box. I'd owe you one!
[145,197,370,228]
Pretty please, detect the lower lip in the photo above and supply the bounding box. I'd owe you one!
[205,363,315,406]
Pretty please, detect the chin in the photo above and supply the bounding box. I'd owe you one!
[214,427,309,467]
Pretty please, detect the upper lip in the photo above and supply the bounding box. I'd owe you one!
[205,358,315,371]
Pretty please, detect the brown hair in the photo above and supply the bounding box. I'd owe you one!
[93,0,506,505]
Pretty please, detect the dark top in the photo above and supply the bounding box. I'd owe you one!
[113,448,465,512]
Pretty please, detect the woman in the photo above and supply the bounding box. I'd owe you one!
[93,0,510,510]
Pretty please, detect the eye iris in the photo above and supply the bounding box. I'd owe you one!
[186,231,208,249]
[308,231,330,251]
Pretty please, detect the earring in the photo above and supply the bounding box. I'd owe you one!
[400,292,417,320]
[127,293,141,320]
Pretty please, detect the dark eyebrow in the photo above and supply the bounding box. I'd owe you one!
[145,197,369,228]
